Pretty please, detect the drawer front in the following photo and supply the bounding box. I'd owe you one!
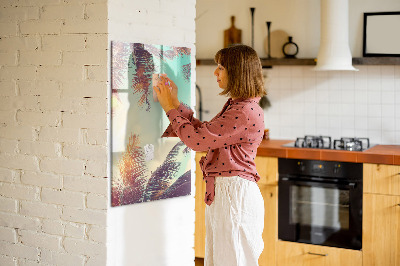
[364,164,400,196]
[277,241,362,266]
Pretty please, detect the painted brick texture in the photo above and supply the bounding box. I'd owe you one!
[0,0,108,265]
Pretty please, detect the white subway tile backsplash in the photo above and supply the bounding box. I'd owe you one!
[355,104,368,117]
[367,91,381,105]
[197,65,400,144]
[342,128,355,137]
[367,66,381,76]
[291,78,304,90]
[368,130,382,143]
[291,67,303,78]
[341,104,355,116]
[328,88,341,103]
[381,66,395,77]
[382,78,395,91]
[329,116,342,129]
[382,117,396,131]
[396,105,400,118]
[329,103,341,116]
[367,77,381,91]
[367,104,382,118]
[382,105,395,118]
[304,102,316,115]
[342,117,355,129]
[341,89,354,104]
[303,67,316,78]
[278,67,292,78]
[354,89,368,104]
[382,90,395,104]
[316,103,329,116]
[316,89,329,103]
[328,74,341,89]
[304,90,316,103]
[316,115,330,128]
[279,126,293,138]
[368,117,382,131]
[355,116,368,130]
[382,131,396,144]
[280,114,292,127]
[279,77,291,89]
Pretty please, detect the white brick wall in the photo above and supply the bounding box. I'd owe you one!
[0,0,108,265]
[108,0,196,265]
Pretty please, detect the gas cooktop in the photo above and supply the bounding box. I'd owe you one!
[282,135,375,151]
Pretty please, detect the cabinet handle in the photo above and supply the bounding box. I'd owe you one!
[307,252,328,256]
[397,204,400,207]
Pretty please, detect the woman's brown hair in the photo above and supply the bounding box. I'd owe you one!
[214,44,266,99]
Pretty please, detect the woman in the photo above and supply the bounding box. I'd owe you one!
[153,44,266,266]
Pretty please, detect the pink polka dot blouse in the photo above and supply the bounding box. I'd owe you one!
[161,97,265,205]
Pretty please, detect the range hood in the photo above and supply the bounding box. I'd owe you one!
[314,0,358,71]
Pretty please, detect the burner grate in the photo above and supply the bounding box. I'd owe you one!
[333,137,370,151]
[295,135,332,149]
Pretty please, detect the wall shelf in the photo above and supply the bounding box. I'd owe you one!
[196,57,400,67]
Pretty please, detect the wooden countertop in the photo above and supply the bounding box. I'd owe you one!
[256,139,400,165]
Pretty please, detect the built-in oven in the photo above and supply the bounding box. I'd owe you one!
[278,158,363,250]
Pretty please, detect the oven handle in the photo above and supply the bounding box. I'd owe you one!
[280,177,357,189]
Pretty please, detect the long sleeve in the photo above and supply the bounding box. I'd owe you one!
[165,105,249,152]
[161,102,202,138]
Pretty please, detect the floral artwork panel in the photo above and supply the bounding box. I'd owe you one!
[111,41,192,207]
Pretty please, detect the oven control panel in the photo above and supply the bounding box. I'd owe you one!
[280,158,362,180]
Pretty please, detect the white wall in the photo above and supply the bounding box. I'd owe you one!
[107,1,196,266]
[0,0,108,265]
[196,0,400,58]
[196,0,400,145]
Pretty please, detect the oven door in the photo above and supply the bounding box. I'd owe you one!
[278,176,362,250]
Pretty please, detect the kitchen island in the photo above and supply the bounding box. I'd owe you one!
[195,140,400,266]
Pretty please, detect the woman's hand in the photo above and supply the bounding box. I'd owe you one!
[159,74,180,108]
[167,77,180,108]
[153,76,175,113]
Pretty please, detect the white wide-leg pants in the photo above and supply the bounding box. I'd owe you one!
[205,176,264,266]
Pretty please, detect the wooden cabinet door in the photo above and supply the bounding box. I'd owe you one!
[195,152,207,258]
[363,193,400,266]
[364,164,400,196]
[259,185,278,266]
[276,241,362,266]
[255,156,278,186]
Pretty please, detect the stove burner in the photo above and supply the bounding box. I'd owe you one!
[286,136,372,151]
[295,135,332,149]
[333,137,370,151]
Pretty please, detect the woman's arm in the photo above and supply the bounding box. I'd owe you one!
[157,76,202,137]
[165,107,248,152]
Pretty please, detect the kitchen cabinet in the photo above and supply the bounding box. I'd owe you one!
[255,156,278,186]
[363,193,400,266]
[276,241,362,266]
[255,156,278,266]
[363,164,400,266]
[258,184,278,266]
[195,152,207,258]
[363,163,400,196]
